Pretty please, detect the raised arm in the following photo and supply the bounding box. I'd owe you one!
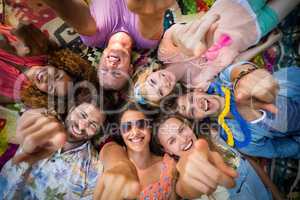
[40,0,97,36]
[175,139,237,199]
[234,30,282,62]
[93,142,140,200]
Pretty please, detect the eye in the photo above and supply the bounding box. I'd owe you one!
[161,73,166,77]
[189,95,194,104]
[80,111,87,119]
[190,108,195,117]
[169,137,176,145]
[150,78,156,85]
[179,125,184,134]
[159,89,163,97]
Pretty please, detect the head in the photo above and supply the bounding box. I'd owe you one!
[65,102,106,143]
[156,115,197,157]
[98,45,133,90]
[133,62,176,106]
[143,69,176,102]
[176,91,224,120]
[119,105,152,153]
[21,48,97,107]
[29,65,72,96]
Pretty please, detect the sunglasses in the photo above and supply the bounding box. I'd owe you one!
[120,119,151,134]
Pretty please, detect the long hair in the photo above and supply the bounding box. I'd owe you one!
[153,114,237,166]
[112,102,163,156]
[20,48,98,109]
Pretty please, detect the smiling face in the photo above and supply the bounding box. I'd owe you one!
[143,70,176,102]
[65,103,105,143]
[177,92,224,120]
[158,117,197,157]
[31,65,72,96]
[120,110,151,153]
[98,47,132,90]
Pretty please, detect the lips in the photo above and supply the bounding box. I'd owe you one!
[128,136,145,144]
[198,98,209,112]
[71,124,84,137]
[36,69,46,83]
[182,140,193,151]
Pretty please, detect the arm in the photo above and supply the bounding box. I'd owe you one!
[175,139,237,199]
[234,31,282,62]
[40,0,96,36]
[93,142,140,200]
[12,108,67,164]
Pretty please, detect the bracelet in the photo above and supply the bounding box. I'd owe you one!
[233,66,258,90]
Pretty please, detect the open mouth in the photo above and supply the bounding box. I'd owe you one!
[182,139,193,151]
[199,98,210,112]
[107,52,121,64]
[36,69,46,83]
[128,136,145,144]
[71,124,85,137]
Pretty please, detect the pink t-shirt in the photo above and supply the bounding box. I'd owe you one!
[0,49,47,101]
[80,0,159,49]
[158,0,260,90]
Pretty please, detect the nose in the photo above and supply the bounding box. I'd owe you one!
[177,134,187,143]
[78,119,89,130]
[107,59,118,69]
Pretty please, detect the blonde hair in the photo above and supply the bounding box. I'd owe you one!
[131,61,162,107]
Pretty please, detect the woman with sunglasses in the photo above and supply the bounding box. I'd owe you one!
[117,103,177,200]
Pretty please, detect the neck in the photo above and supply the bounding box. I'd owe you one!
[62,140,86,152]
[127,146,153,170]
[107,32,133,52]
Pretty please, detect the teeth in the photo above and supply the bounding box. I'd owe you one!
[129,137,144,143]
[108,55,120,62]
[204,99,208,112]
[183,140,193,151]
[72,124,82,136]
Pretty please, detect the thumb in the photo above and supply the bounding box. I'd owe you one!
[122,181,141,199]
[253,101,278,114]
[94,178,105,200]
[193,42,207,57]
[194,139,210,160]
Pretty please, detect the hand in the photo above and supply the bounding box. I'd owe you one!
[172,14,219,57]
[93,161,141,200]
[13,108,67,164]
[176,139,237,199]
[234,68,279,114]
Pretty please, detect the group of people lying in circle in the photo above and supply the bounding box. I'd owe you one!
[0,0,300,199]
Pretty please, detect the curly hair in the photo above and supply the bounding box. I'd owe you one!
[20,48,97,109]
[13,23,58,56]
[48,48,98,84]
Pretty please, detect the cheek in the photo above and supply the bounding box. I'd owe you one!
[34,82,48,93]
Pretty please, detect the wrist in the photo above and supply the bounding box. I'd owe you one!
[231,64,258,90]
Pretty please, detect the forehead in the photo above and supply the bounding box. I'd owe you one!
[121,110,145,122]
[72,103,103,121]
[159,118,182,135]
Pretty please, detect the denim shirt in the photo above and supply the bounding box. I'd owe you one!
[217,65,300,159]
